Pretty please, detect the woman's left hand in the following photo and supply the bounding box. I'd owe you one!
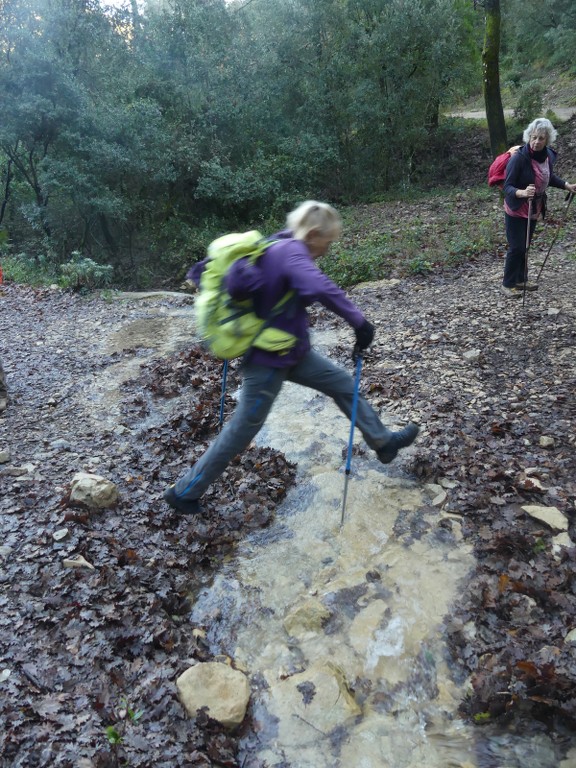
[566,182,576,194]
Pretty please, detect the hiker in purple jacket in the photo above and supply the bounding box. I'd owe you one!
[164,201,419,515]
[501,117,576,299]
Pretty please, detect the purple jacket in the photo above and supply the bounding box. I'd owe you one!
[190,231,366,368]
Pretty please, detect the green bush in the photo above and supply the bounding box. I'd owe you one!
[2,252,59,285]
[513,81,544,124]
[320,232,395,288]
[59,252,113,292]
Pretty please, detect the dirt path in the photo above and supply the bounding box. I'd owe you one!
[448,107,576,121]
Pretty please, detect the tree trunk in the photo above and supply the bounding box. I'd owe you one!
[0,158,13,227]
[482,0,508,156]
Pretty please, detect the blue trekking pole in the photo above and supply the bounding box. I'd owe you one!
[218,359,228,430]
[340,352,363,528]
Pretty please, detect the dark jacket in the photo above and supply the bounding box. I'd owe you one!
[503,144,566,217]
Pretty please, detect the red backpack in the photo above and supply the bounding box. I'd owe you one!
[487,145,521,188]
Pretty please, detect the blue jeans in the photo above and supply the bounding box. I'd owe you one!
[173,349,393,500]
[503,214,537,287]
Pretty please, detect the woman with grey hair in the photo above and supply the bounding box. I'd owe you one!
[501,117,576,298]
[164,200,419,515]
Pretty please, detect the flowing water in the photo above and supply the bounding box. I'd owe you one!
[96,302,576,768]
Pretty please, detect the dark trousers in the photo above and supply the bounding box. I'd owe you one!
[174,349,392,500]
[503,214,537,287]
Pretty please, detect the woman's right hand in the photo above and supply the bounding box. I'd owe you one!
[521,184,536,199]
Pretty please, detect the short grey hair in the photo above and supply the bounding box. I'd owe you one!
[286,201,342,241]
[523,117,557,145]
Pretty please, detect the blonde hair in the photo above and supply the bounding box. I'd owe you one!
[286,201,342,241]
[523,117,557,145]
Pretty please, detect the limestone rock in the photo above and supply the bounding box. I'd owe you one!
[521,504,568,531]
[62,555,96,570]
[462,349,481,363]
[70,472,118,509]
[176,662,250,727]
[539,436,555,448]
[268,661,360,738]
[283,598,331,640]
[552,532,573,553]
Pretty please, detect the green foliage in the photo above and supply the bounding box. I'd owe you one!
[103,696,144,760]
[320,188,503,290]
[512,81,544,125]
[502,0,576,75]
[59,253,113,292]
[319,236,394,287]
[407,255,433,275]
[2,252,59,285]
[105,726,123,746]
[0,0,572,288]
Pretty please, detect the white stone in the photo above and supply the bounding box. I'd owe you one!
[176,662,250,728]
[552,532,573,552]
[539,436,555,448]
[62,555,95,570]
[432,489,447,507]
[70,472,118,509]
[522,504,568,531]
[463,349,481,363]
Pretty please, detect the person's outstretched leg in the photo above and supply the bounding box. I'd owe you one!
[287,350,418,462]
[165,364,287,513]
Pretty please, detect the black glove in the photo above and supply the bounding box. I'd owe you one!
[354,320,374,351]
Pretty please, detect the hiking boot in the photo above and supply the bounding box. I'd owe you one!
[163,485,202,515]
[501,286,522,299]
[515,282,538,292]
[377,423,420,464]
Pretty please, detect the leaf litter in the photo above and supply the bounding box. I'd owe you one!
[2,124,576,762]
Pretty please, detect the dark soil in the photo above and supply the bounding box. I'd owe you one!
[2,117,576,766]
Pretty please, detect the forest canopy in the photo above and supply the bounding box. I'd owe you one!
[0,0,573,286]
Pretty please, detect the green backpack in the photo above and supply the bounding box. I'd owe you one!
[194,230,298,360]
